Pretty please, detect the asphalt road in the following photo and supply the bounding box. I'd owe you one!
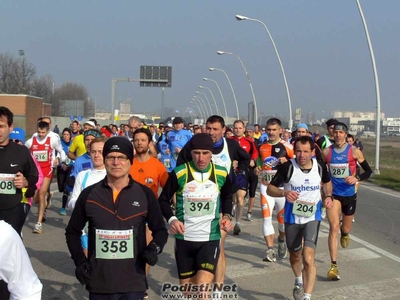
[21,181,400,300]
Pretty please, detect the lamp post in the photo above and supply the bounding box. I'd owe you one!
[19,50,25,93]
[217,50,258,123]
[191,99,206,121]
[236,14,293,129]
[193,96,209,117]
[191,101,205,121]
[355,0,380,174]
[203,78,228,121]
[196,91,213,115]
[199,85,221,115]
[209,67,239,120]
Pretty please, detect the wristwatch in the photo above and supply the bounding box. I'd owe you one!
[223,214,232,221]
[152,242,161,255]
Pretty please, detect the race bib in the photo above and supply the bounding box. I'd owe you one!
[95,229,134,259]
[33,150,48,162]
[0,174,16,195]
[164,159,171,168]
[262,170,277,184]
[292,199,316,218]
[184,198,215,217]
[330,163,349,178]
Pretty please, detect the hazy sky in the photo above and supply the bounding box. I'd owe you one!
[2,0,400,119]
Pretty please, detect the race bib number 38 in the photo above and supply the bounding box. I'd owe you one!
[95,229,134,259]
[0,174,16,195]
[292,199,316,218]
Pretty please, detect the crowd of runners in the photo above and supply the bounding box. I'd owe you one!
[0,105,373,300]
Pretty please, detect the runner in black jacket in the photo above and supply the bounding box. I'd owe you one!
[65,137,168,298]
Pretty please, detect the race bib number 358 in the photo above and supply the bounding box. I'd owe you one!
[95,229,134,259]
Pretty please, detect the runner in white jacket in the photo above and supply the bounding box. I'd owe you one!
[0,221,42,300]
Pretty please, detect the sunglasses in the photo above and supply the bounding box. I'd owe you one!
[11,139,22,143]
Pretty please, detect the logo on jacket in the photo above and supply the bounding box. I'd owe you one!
[263,156,279,168]
[132,201,140,207]
[275,148,280,153]
[187,183,197,192]
[145,177,154,184]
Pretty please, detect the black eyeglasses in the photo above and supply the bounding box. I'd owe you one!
[11,139,21,143]
[105,155,129,162]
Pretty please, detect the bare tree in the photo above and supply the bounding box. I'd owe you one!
[0,52,36,94]
[29,74,54,103]
[52,82,91,116]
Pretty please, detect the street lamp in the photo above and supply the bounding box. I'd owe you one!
[209,67,239,120]
[193,96,210,117]
[191,101,205,121]
[195,91,213,115]
[236,14,293,129]
[199,85,221,115]
[355,0,381,174]
[19,50,25,93]
[217,50,258,123]
[203,78,228,121]
[191,99,206,121]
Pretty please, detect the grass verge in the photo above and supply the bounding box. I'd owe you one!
[362,137,400,191]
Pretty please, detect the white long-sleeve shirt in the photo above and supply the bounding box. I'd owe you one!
[0,221,42,300]
[68,168,106,210]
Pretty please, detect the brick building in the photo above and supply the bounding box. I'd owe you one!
[0,94,50,136]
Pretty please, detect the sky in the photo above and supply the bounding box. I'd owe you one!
[2,0,400,120]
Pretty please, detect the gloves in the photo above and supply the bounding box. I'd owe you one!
[142,242,160,266]
[235,172,247,189]
[75,261,92,285]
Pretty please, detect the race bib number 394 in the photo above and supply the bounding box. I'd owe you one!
[95,229,134,259]
[184,198,215,217]
[0,174,16,195]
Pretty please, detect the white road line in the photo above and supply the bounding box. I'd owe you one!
[320,221,400,264]
[359,183,400,198]
[313,277,400,299]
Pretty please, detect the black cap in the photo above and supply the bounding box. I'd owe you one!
[190,133,213,152]
[172,117,184,125]
[334,122,348,133]
[326,118,339,127]
[103,137,134,164]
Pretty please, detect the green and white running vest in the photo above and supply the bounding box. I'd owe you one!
[174,161,228,241]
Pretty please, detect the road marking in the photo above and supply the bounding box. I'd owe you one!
[315,247,380,262]
[360,184,400,198]
[313,277,400,299]
[320,221,400,264]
